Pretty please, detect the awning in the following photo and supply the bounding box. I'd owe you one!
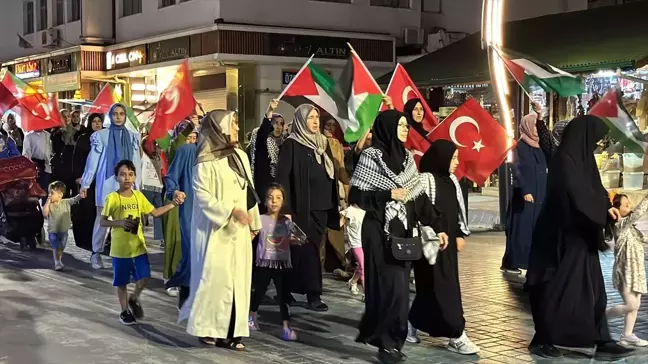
[378,1,648,87]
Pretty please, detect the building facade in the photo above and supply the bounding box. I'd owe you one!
[0,0,588,134]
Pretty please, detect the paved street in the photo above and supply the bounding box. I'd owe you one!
[1,195,647,364]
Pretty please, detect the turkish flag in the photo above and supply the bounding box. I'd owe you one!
[428,98,515,185]
[384,64,439,165]
[1,74,63,131]
[89,83,116,115]
[148,60,195,148]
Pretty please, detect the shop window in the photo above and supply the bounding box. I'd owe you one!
[159,0,176,8]
[54,0,65,26]
[370,0,410,8]
[68,0,81,22]
[422,0,441,13]
[37,0,48,31]
[122,0,142,17]
[23,1,34,35]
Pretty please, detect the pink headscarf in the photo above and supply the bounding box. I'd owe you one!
[520,113,540,149]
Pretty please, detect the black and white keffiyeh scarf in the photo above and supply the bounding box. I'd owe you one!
[351,147,424,233]
[420,173,470,236]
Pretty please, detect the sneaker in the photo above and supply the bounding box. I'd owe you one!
[348,280,361,296]
[528,343,562,358]
[595,342,635,360]
[128,297,144,319]
[248,315,260,331]
[333,268,351,280]
[166,287,179,297]
[406,322,420,344]
[91,253,104,269]
[501,267,521,275]
[306,300,329,312]
[54,262,63,271]
[447,331,480,355]
[119,310,137,325]
[377,349,403,364]
[281,328,298,341]
[620,334,648,347]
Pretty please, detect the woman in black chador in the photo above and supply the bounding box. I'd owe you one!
[350,110,442,364]
[526,115,634,360]
[409,140,479,355]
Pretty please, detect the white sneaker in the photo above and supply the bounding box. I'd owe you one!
[406,322,420,344]
[448,332,480,355]
[54,262,63,271]
[620,334,648,347]
[91,253,104,270]
[347,280,361,296]
[166,287,179,297]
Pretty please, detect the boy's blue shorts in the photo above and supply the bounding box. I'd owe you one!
[112,254,151,287]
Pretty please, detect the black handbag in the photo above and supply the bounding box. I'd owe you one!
[389,235,423,261]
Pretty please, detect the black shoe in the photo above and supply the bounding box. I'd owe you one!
[528,343,562,358]
[128,297,144,319]
[595,342,634,361]
[377,349,405,363]
[178,286,190,311]
[119,310,137,325]
[306,300,329,312]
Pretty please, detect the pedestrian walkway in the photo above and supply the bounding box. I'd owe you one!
[0,213,647,363]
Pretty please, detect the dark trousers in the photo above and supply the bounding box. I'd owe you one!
[251,267,290,321]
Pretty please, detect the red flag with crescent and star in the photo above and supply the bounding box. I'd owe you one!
[2,72,63,131]
[384,64,438,166]
[427,98,515,185]
[148,59,195,149]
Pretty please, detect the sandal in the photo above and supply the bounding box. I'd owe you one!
[281,328,298,342]
[216,338,246,351]
[199,337,217,346]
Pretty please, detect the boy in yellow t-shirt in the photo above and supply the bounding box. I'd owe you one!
[101,160,184,325]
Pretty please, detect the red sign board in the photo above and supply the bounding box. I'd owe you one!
[15,61,41,79]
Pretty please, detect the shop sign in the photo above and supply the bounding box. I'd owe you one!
[148,37,190,64]
[44,71,80,93]
[47,54,72,75]
[270,34,349,60]
[106,45,147,70]
[282,71,298,87]
[15,60,41,79]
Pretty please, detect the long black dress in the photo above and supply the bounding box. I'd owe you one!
[352,188,438,351]
[409,140,469,339]
[71,130,97,251]
[526,115,612,348]
[276,138,340,298]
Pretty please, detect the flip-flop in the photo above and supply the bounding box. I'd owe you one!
[199,337,217,346]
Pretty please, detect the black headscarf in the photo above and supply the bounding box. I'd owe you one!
[420,139,457,178]
[404,98,428,138]
[371,109,407,174]
[550,115,610,229]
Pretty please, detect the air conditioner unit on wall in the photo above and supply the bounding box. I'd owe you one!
[402,28,425,45]
[41,28,60,48]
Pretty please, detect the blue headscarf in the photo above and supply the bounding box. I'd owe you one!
[105,103,135,179]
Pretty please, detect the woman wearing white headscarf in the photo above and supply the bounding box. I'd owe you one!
[179,110,261,350]
[276,104,340,311]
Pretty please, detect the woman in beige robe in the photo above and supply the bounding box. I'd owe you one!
[179,110,261,350]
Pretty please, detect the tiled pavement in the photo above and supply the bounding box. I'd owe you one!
[1,195,647,363]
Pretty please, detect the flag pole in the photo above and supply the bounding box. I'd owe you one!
[346,42,385,96]
[491,45,533,101]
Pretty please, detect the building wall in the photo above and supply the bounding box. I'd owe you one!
[421,0,588,35]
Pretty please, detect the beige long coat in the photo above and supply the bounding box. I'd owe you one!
[179,149,261,339]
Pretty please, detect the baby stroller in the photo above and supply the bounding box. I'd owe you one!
[0,156,47,250]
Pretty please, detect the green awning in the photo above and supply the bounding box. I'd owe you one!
[378,1,648,87]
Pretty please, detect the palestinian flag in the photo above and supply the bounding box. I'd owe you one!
[589,90,647,154]
[497,49,584,98]
[280,51,382,142]
[89,83,139,132]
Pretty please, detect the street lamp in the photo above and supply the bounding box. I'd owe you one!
[482,0,514,229]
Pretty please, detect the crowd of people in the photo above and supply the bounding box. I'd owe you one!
[0,93,644,363]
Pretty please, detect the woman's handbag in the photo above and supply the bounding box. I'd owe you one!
[389,235,423,261]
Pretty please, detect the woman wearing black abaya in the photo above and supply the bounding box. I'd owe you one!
[350,110,443,364]
[276,104,339,312]
[409,140,479,355]
[71,113,104,251]
[252,99,285,214]
[526,115,633,360]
